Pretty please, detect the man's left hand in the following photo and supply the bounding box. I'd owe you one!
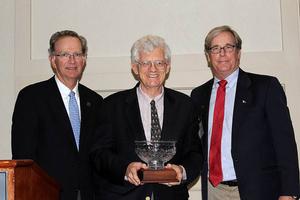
[161,164,183,186]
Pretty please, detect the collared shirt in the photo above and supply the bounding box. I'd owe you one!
[208,68,239,181]
[136,86,164,141]
[124,86,165,181]
[135,85,187,181]
[55,76,81,119]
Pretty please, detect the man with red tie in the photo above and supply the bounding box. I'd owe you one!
[191,25,299,200]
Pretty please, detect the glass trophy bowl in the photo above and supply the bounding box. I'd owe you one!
[135,140,177,183]
[135,140,176,170]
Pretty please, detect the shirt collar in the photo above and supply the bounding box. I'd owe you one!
[137,85,164,103]
[213,68,239,89]
[55,76,79,97]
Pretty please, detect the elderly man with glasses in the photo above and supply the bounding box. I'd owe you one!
[91,35,203,200]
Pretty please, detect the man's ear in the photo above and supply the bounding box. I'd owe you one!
[205,52,211,63]
[237,49,241,60]
[205,52,213,68]
[131,63,139,75]
[131,63,140,81]
[49,55,57,73]
[166,63,171,74]
[48,55,53,63]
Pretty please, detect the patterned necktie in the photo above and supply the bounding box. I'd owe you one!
[209,80,227,187]
[69,91,80,150]
[150,100,161,141]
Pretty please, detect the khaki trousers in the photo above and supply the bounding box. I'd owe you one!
[208,181,240,200]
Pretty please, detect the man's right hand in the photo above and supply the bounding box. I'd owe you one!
[125,162,148,186]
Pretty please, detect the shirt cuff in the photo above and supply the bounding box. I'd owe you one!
[180,165,187,181]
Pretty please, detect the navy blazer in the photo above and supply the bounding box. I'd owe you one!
[91,85,203,200]
[191,69,300,200]
[12,77,103,200]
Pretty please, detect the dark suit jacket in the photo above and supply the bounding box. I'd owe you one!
[90,85,203,200]
[12,76,103,200]
[191,69,300,200]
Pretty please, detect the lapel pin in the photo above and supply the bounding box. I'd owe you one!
[242,100,247,104]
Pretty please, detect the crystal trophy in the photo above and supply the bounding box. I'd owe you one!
[135,140,178,183]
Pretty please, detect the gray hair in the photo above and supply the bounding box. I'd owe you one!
[130,35,171,64]
[48,30,88,55]
[204,25,242,52]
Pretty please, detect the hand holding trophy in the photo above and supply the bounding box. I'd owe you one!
[135,140,178,183]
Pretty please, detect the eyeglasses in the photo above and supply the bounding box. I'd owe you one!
[54,52,86,60]
[137,60,167,69]
[208,44,236,54]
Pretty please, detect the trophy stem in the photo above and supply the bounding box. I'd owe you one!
[148,160,164,170]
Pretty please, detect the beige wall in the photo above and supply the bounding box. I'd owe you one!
[0,0,15,159]
[1,0,300,198]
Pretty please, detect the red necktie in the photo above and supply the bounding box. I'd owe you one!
[209,80,227,187]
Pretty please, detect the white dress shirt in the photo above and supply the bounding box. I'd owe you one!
[55,76,81,119]
[136,86,164,141]
[135,85,187,181]
[208,68,239,181]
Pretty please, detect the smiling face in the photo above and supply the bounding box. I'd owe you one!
[131,48,170,97]
[206,31,241,80]
[49,36,86,89]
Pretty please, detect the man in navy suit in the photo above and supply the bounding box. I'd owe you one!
[12,30,103,200]
[191,25,299,200]
[90,35,203,200]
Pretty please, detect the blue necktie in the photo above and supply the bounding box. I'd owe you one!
[69,91,80,150]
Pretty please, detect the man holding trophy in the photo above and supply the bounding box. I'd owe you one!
[91,35,203,200]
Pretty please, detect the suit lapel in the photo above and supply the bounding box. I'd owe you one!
[125,87,146,141]
[78,85,93,150]
[231,70,253,151]
[202,80,213,133]
[79,85,89,126]
[161,88,175,141]
[201,80,213,158]
[46,77,78,150]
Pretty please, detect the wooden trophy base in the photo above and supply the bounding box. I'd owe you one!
[138,168,178,183]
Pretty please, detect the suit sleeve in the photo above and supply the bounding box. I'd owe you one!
[90,99,130,184]
[266,77,300,196]
[179,103,203,184]
[11,88,39,160]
